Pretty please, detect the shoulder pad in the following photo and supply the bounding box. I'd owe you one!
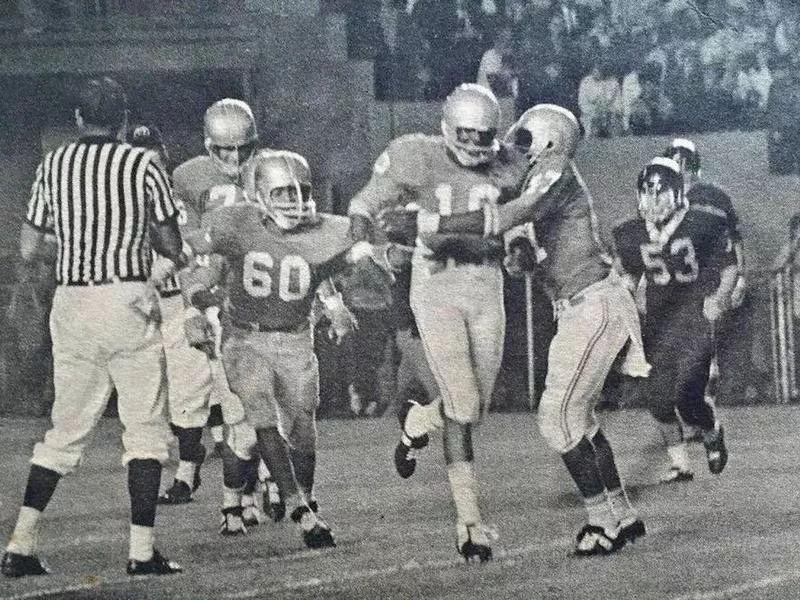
[291,213,352,265]
[173,155,211,184]
[377,134,441,181]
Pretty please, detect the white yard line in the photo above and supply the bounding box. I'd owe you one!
[669,572,800,600]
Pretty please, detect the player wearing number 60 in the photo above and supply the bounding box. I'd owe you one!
[612,157,736,483]
[179,150,368,550]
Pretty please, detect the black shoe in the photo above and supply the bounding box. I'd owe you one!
[290,505,336,549]
[572,524,626,557]
[456,524,493,563]
[1,552,50,578]
[619,518,646,544]
[394,434,429,479]
[703,425,728,475]
[158,480,193,505]
[126,549,182,576]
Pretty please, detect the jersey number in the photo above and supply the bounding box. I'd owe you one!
[435,183,501,214]
[243,252,311,300]
[640,238,699,285]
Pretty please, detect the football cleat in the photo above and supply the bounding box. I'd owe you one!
[619,517,646,544]
[394,440,425,479]
[158,480,193,505]
[241,492,265,527]
[219,506,248,536]
[456,522,496,563]
[1,551,50,578]
[659,466,695,484]
[126,549,182,576]
[263,479,286,522]
[572,524,626,557]
[703,425,728,475]
[290,505,336,549]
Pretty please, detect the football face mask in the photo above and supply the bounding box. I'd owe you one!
[254,151,317,231]
[637,158,685,226]
[204,98,259,178]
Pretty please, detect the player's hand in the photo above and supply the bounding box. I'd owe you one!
[327,307,358,345]
[503,237,538,277]
[130,281,162,325]
[150,256,178,285]
[184,307,216,357]
[703,295,726,322]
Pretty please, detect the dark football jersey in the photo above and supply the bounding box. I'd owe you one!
[687,182,741,242]
[613,207,736,323]
[196,204,352,330]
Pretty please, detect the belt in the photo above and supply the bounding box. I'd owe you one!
[158,288,182,299]
[229,316,309,334]
[61,275,148,287]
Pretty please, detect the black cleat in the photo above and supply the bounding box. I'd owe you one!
[703,425,728,475]
[393,434,429,479]
[1,552,50,578]
[456,523,494,563]
[619,518,646,544]
[572,524,626,557]
[126,549,182,576]
[291,505,336,549]
[219,506,248,536]
[158,480,193,505]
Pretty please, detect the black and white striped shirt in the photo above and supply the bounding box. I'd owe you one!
[26,135,177,285]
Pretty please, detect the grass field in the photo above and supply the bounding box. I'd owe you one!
[1,406,800,600]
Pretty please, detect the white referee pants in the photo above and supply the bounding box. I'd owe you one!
[32,282,172,474]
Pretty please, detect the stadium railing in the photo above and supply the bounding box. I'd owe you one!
[770,227,800,404]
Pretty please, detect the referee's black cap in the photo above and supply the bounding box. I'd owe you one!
[75,76,128,128]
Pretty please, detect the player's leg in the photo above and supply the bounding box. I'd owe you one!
[645,322,695,483]
[538,292,639,556]
[158,295,214,504]
[393,327,443,478]
[411,271,491,561]
[673,326,727,475]
[207,399,226,457]
[218,422,257,535]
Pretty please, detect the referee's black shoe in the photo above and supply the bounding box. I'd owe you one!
[1,551,50,577]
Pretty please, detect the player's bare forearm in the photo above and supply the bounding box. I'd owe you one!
[19,222,51,265]
[711,264,738,308]
[733,241,746,274]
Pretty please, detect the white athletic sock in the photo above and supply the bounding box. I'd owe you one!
[210,426,224,444]
[447,461,481,525]
[129,524,154,562]
[175,461,196,487]
[584,493,617,531]
[666,442,692,472]
[607,488,636,523]
[6,506,42,555]
[222,486,242,510]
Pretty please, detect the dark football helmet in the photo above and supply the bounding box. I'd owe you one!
[637,157,685,225]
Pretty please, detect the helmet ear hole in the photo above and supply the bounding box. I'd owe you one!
[513,128,533,153]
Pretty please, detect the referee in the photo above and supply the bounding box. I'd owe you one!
[2,77,184,577]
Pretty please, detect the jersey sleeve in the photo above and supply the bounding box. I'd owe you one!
[701,213,737,272]
[187,204,252,256]
[26,160,55,233]
[689,184,741,242]
[145,158,177,223]
[348,135,429,218]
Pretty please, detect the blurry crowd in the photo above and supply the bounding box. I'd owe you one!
[340,0,800,136]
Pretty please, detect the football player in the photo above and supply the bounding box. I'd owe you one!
[404,103,649,557]
[613,157,736,484]
[663,138,746,451]
[348,84,562,562]
[181,150,358,549]
[126,124,216,508]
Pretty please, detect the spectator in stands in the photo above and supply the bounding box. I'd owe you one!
[626,61,674,135]
[476,24,516,97]
[765,52,800,174]
[577,57,622,137]
[734,49,773,129]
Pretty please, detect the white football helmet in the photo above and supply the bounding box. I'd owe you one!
[637,157,686,225]
[441,83,500,167]
[505,103,581,167]
[204,98,259,178]
[664,137,702,188]
[254,150,317,231]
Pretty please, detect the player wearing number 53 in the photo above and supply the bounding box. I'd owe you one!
[612,157,736,482]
